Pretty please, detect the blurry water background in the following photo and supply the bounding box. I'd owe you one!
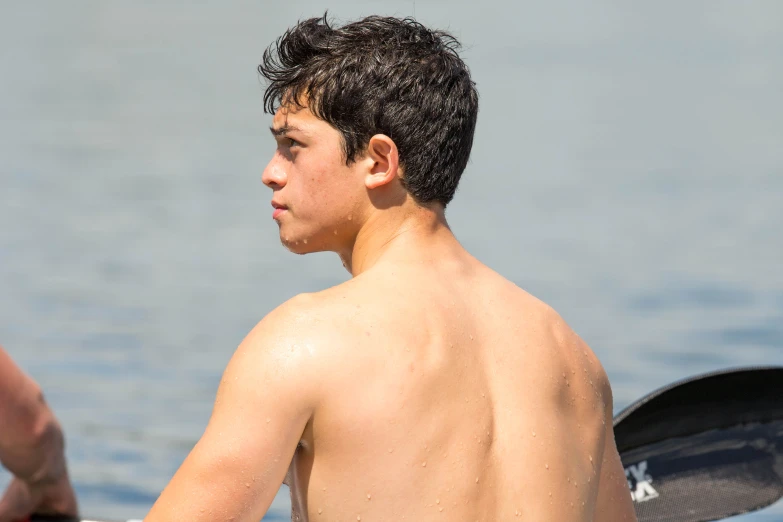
[0,1,781,520]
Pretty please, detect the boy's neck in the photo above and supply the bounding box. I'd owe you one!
[339,201,452,276]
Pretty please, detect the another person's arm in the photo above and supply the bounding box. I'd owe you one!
[0,346,78,522]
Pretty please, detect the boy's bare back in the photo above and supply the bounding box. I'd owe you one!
[284,252,635,521]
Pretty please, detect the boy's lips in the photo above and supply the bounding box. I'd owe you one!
[271,201,288,219]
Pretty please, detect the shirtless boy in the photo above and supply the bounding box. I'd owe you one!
[146,15,637,522]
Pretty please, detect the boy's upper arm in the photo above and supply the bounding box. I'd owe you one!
[595,381,639,522]
[144,297,330,522]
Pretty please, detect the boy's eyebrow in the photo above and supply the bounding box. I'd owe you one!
[269,124,303,137]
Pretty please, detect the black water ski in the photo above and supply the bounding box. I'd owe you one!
[614,366,783,522]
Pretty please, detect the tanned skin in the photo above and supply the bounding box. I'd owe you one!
[145,105,637,521]
[0,346,78,522]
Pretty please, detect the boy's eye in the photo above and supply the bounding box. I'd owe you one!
[286,138,299,148]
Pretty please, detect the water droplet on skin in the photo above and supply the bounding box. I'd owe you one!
[388,448,394,453]
[475,477,479,483]
[318,508,322,514]
[357,516,361,521]
[545,464,549,470]
[436,499,440,504]
[334,230,338,235]
[348,215,353,221]
[266,418,271,423]
[422,461,427,467]
[439,507,443,512]
[303,238,308,244]
[469,334,473,340]
[589,455,593,462]
[245,482,250,488]
[532,431,536,437]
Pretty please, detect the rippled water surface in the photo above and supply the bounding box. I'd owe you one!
[1,2,781,520]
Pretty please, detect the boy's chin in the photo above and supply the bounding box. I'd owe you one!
[281,236,320,255]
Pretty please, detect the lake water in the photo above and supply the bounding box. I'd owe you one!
[1,2,781,520]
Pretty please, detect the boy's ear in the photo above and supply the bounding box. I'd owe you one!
[364,134,400,190]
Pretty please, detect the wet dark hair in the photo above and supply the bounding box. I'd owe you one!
[258,14,479,206]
